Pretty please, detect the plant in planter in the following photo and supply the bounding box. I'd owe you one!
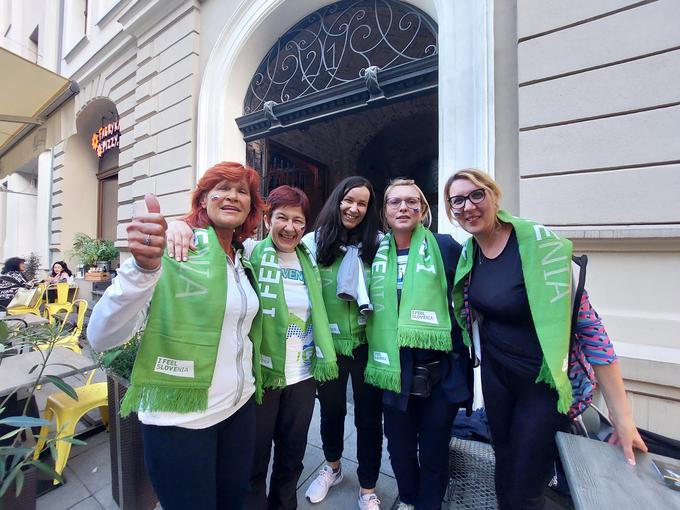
[22,253,41,283]
[97,335,157,510]
[70,233,119,275]
[0,321,86,509]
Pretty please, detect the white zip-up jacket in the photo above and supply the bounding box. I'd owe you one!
[87,252,259,429]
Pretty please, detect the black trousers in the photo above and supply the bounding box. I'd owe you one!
[246,377,316,510]
[317,342,383,488]
[482,354,569,510]
[141,396,256,510]
[383,383,458,510]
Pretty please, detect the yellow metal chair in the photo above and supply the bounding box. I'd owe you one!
[7,283,46,316]
[36,299,88,354]
[34,370,109,484]
[44,283,77,323]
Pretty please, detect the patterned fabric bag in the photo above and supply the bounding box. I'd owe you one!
[567,254,598,419]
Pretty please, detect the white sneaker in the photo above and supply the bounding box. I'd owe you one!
[358,491,381,510]
[395,503,414,510]
[305,463,343,503]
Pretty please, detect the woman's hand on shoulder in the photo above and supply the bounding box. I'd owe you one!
[127,194,167,271]
[166,218,195,261]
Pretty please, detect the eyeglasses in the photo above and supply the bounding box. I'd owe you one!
[385,197,421,210]
[447,188,486,209]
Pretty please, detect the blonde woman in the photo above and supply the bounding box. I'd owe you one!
[446,169,646,510]
[365,178,472,510]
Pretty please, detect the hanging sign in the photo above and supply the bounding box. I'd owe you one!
[91,120,120,157]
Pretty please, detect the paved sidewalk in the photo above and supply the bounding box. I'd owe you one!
[36,391,400,510]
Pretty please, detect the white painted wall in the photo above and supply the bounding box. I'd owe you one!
[1,173,38,261]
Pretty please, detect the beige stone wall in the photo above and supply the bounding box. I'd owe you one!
[49,1,201,258]
[517,0,680,437]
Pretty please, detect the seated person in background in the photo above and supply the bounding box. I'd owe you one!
[47,261,74,284]
[0,257,30,309]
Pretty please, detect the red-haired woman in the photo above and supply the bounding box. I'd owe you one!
[88,162,266,510]
[168,185,339,510]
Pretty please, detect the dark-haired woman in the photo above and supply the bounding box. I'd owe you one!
[301,177,384,510]
[47,261,73,283]
[0,257,29,309]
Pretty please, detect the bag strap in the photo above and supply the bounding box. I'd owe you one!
[569,254,588,350]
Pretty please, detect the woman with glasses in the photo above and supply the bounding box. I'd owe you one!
[445,169,647,510]
[300,177,383,510]
[365,178,472,510]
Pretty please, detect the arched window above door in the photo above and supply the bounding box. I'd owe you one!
[242,0,437,119]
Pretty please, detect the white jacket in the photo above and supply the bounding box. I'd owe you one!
[87,252,259,429]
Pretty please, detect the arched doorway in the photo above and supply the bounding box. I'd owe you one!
[236,0,439,227]
[58,98,119,264]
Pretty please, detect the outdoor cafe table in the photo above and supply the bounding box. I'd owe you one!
[556,431,680,510]
[0,346,99,397]
[1,313,49,328]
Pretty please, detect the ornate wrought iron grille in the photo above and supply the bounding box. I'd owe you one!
[243,0,437,114]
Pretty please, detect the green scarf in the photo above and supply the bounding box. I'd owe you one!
[120,227,263,416]
[453,210,573,413]
[318,256,368,356]
[365,224,451,393]
[249,236,338,389]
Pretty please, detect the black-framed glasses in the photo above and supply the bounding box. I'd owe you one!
[447,188,486,209]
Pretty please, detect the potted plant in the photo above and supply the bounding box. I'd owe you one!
[0,321,87,510]
[98,335,157,510]
[70,233,119,276]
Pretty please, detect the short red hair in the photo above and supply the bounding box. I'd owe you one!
[266,185,311,225]
[184,161,265,242]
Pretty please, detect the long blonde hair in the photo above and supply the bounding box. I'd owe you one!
[383,178,432,229]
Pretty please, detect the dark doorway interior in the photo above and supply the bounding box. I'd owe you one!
[248,91,438,230]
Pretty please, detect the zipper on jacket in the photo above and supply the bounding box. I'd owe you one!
[230,256,248,406]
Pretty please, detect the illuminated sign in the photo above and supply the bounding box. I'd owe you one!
[91,120,120,157]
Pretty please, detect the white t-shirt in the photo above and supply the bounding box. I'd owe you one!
[277,250,314,385]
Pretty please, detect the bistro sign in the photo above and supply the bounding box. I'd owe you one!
[91,120,120,157]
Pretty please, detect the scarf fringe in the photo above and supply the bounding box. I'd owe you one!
[364,366,401,393]
[313,361,339,383]
[119,384,208,417]
[535,359,572,414]
[262,371,287,390]
[397,328,451,351]
[334,337,360,357]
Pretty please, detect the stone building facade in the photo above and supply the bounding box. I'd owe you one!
[0,0,678,437]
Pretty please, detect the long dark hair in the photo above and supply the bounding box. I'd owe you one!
[2,257,25,274]
[314,176,379,266]
[51,261,73,277]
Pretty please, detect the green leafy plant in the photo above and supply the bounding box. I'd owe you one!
[98,332,140,383]
[0,322,86,499]
[70,233,119,266]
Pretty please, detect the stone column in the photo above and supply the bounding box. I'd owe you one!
[436,0,495,242]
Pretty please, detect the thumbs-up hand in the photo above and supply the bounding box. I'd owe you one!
[127,194,168,271]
